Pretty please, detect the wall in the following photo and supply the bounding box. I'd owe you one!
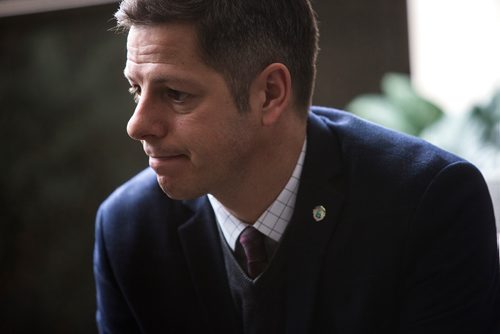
[314,0,410,108]
[0,5,144,333]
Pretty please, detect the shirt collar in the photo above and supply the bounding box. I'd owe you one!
[208,139,307,251]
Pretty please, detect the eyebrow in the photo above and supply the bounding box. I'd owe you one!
[123,69,192,87]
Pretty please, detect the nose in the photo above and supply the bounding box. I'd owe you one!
[127,98,167,141]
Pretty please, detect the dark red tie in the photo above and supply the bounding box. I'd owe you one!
[238,226,268,279]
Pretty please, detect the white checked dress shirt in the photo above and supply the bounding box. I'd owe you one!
[208,139,307,251]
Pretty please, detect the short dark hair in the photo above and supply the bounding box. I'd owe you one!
[115,0,319,115]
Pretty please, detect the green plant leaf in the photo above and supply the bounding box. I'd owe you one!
[347,95,419,135]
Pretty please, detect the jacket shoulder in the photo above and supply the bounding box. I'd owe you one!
[310,106,464,178]
[95,168,186,240]
[99,168,164,213]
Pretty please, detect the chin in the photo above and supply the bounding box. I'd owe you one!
[157,176,205,200]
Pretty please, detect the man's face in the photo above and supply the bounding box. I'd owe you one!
[124,23,262,199]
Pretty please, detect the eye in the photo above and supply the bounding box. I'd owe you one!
[128,86,141,103]
[166,89,190,103]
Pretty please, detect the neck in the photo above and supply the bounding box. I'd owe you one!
[211,117,307,223]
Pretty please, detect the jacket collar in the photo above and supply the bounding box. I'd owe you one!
[284,111,345,333]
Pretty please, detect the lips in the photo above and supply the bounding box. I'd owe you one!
[149,154,184,163]
[148,153,188,173]
[144,146,188,171]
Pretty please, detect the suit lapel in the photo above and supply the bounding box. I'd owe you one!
[285,112,346,334]
[178,197,240,333]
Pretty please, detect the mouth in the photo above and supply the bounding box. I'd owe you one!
[148,154,188,172]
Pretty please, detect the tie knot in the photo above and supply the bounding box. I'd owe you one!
[238,226,268,278]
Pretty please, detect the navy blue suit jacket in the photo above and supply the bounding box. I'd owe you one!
[94,107,500,333]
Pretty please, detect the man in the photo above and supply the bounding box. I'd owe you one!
[93,0,500,333]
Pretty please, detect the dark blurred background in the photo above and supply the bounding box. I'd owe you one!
[0,0,409,332]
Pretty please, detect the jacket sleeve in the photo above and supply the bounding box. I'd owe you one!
[399,161,500,333]
[93,205,142,334]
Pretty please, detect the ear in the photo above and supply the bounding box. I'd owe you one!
[251,63,292,126]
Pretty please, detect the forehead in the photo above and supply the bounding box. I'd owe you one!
[126,23,202,65]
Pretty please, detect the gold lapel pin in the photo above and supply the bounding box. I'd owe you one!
[312,205,326,222]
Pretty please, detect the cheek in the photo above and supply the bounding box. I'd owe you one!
[176,107,258,166]
[190,125,248,170]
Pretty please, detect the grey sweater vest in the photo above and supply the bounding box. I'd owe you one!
[220,232,287,334]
